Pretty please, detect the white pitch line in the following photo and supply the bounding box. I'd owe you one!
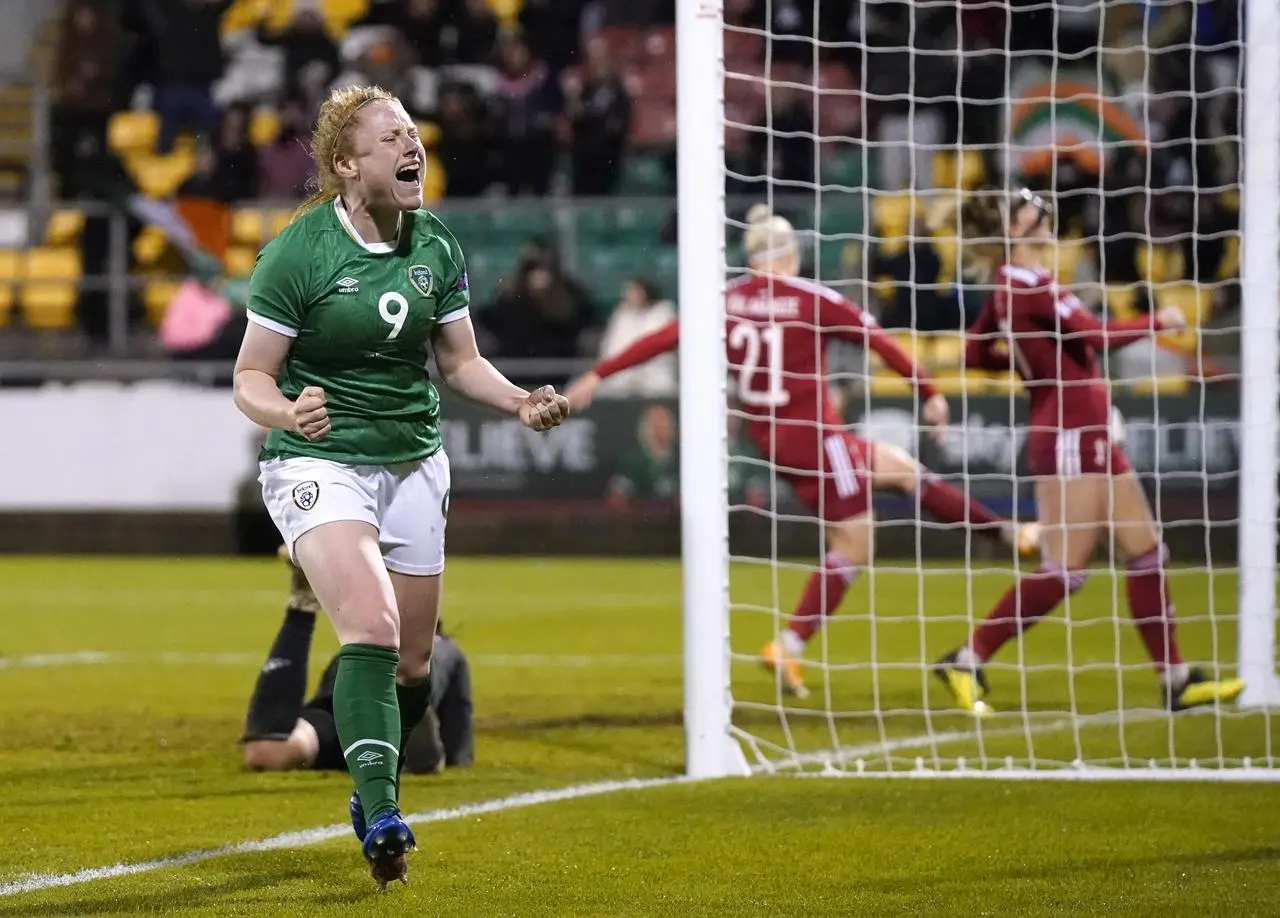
[0,776,688,898]
[0,651,680,671]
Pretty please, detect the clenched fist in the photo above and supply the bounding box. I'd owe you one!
[519,385,571,432]
[292,386,330,441]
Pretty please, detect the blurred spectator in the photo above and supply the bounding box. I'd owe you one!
[435,83,497,197]
[871,213,960,333]
[258,99,315,199]
[581,0,675,31]
[596,279,676,398]
[493,36,563,196]
[334,32,418,109]
[138,0,231,153]
[51,0,123,197]
[608,404,678,510]
[520,0,590,73]
[363,0,499,67]
[178,106,257,203]
[477,242,596,383]
[748,84,815,190]
[255,11,341,111]
[566,38,632,195]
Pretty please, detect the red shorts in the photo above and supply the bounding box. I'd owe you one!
[1025,427,1132,477]
[781,432,872,522]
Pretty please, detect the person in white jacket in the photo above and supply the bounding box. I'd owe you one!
[595,278,677,398]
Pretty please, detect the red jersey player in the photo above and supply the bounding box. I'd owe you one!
[566,204,1038,700]
[934,187,1244,714]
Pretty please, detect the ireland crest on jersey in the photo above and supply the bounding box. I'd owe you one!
[408,264,434,298]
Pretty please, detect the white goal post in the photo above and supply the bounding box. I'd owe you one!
[678,0,1280,780]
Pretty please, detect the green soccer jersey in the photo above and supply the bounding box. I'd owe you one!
[247,198,471,465]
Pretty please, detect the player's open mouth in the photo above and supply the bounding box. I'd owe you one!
[395,164,421,188]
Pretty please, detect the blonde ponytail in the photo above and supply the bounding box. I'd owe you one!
[294,84,396,220]
[743,204,797,265]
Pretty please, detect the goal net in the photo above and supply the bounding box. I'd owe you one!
[676,0,1280,779]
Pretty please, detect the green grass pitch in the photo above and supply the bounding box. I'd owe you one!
[1,555,1277,917]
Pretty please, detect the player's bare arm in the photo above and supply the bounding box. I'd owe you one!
[432,314,569,431]
[233,322,330,440]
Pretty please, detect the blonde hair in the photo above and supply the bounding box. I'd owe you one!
[743,204,797,265]
[294,84,396,219]
[928,192,1008,280]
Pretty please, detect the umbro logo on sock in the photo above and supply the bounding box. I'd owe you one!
[356,750,384,767]
[261,657,291,674]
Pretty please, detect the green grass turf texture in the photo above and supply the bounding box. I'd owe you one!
[0,556,1276,917]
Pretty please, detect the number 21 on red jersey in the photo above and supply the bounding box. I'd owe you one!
[728,321,790,408]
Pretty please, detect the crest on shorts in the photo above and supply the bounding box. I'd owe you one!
[292,481,320,511]
[408,264,434,298]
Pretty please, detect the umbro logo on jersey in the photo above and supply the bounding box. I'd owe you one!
[337,276,360,294]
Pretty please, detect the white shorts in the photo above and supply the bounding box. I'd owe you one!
[259,451,451,576]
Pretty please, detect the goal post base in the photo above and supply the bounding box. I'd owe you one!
[686,732,752,779]
[1238,679,1280,710]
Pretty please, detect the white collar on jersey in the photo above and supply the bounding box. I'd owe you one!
[334,196,402,254]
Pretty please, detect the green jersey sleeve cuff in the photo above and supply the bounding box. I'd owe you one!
[437,306,470,326]
[247,310,299,338]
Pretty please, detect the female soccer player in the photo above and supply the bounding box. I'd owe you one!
[232,85,568,886]
[565,204,1038,700]
[933,188,1244,714]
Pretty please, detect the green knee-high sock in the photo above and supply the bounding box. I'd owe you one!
[395,678,432,787]
[333,643,401,825]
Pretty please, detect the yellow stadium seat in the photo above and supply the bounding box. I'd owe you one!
[225,246,257,277]
[931,150,986,192]
[1157,283,1212,327]
[931,233,960,283]
[928,333,964,370]
[220,0,271,36]
[869,371,912,397]
[232,208,270,246]
[0,249,20,281]
[20,247,80,330]
[249,107,280,147]
[108,110,160,157]
[1127,376,1190,396]
[132,226,168,266]
[144,279,181,327]
[324,0,371,33]
[871,194,912,242]
[1047,237,1087,285]
[486,0,523,28]
[1137,244,1185,284]
[268,209,294,238]
[1104,285,1138,319]
[0,250,17,326]
[128,145,197,199]
[45,209,84,246]
[1218,235,1240,281]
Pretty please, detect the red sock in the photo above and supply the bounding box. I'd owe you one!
[785,551,860,644]
[918,475,1004,541]
[970,564,1083,661]
[1125,545,1184,671]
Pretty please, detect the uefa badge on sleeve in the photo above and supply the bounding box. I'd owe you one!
[292,481,320,511]
[408,265,434,298]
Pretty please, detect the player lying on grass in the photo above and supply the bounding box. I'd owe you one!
[232,84,569,887]
[933,188,1244,714]
[242,550,473,775]
[565,204,1039,700]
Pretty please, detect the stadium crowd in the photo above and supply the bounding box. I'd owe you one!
[7,0,1242,376]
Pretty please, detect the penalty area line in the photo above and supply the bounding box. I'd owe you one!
[0,776,688,898]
